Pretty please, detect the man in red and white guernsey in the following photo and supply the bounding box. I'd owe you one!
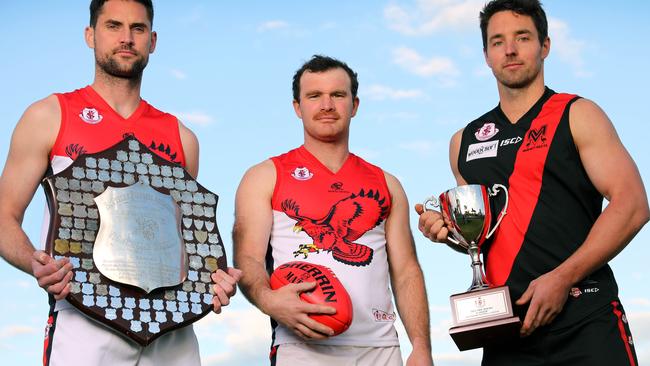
[0,1,240,365]
[234,55,433,366]
[416,1,648,365]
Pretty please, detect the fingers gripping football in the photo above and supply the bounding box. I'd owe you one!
[269,261,353,338]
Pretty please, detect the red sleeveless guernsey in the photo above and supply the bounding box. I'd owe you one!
[268,146,399,346]
[50,85,185,172]
[44,86,185,312]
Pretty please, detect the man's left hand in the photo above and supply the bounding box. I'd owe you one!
[516,270,572,337]
[405,346,434,366]
[210,267,243,314]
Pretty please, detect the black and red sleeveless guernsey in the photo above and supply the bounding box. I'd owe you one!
[268,146,400,347]
[457,87,618,330]
[44,85,186,313]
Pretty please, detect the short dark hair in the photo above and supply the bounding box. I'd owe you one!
[480,0,548,50]
[90,0,154,27]
[292,55,359,102]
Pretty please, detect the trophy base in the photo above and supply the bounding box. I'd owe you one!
[449,285,521,351]
[450,315,521,351]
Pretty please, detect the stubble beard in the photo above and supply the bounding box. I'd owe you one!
[96,52,147,80]
[496,60,543,90]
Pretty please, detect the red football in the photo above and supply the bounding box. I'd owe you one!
[270,261,353,336]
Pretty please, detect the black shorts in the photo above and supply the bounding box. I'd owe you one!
[482,299,637,366]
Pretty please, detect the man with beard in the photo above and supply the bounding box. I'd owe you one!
[415,0,648,365]
[0,1,241,365]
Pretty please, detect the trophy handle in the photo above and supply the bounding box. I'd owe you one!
[422,196,439,210]
[485,184,508,239]
[422,196,461,246]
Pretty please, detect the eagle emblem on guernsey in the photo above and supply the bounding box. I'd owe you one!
[281,189,389,267]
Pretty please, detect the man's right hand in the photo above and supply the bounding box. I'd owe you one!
[263,281,337,340]
[415,203,450,243]
[31,250,73,300]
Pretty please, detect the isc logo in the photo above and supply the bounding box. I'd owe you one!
[500,136,523,147]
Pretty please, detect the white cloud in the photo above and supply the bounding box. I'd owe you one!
[398,140,437,156]
[174,111,215,126]
[196,307,271,365]
[384,0,484,36]
[393,47,460,84]
[629,298,650,307]
[258,20,289,32]
[170,69,187,80]
[0,325,38,339]
[548,17,590,78]
[363,84,424,101]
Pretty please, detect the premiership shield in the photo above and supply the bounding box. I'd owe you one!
[41,136,227,346]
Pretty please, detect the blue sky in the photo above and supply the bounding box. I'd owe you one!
[1,1,649,365]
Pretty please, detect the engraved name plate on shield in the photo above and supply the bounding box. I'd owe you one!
[93,182,188,293]
[41,136,227,346]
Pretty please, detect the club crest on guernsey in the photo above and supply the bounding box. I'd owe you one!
[291,166,313,181]
[475,122,499,141]
[79,107,103,124]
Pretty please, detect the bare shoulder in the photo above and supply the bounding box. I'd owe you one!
[176,120,199,178]
[568,98,618,147]
[242,159,276,184]
[382,170,407,202]
[14,94,61,151]
[450,127,467,185]
[177,120,198,144]
[21,94,61,131]
[237,159,277,197]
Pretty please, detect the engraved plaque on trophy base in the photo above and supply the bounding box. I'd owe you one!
[449,285,520,351]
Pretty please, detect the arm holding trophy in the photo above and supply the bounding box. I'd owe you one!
[514,99,648,336]
[0,96,75,300]
[176,122,242,314]
[415,129,520,351]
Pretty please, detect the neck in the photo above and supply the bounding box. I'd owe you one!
[496,74,546,124]
[91,69,143,119]
[303,139,350,173]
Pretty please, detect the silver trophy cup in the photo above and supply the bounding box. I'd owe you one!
[423,184,519,351]
[423,184,507,291]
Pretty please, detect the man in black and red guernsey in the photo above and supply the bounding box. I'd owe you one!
[415,0,649,365]
[0,1,240,365]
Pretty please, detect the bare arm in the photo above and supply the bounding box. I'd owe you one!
[0,95,60,273]
[415,128,467,243]
[0,95,74,299]
[385,172,433,366]
[517,98,650,336]
[178,120,242,312]
[178,120,199,178]
[233,160,335,339]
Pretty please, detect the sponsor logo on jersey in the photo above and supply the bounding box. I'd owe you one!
[466,140,498,161]
[475,122,499,141]
[569,287,582,298]
[79,107,103,124]
[499,136,523,147]
[582,287,599,294]
[328,181,349,193]
[372,308,396,322]
[291,166,313,181]
[523,125,548,152]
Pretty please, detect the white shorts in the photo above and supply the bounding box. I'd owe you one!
[45,308,201,366]
[274,343,403,366]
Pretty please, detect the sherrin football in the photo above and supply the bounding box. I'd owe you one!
[270,261,353,336]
